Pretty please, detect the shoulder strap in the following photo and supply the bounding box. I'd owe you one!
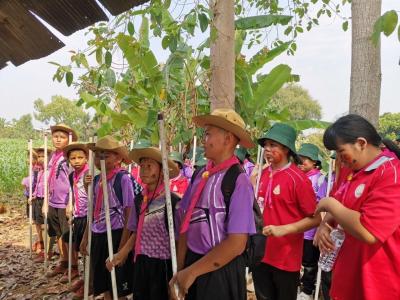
[68,172,74,190]
[221,164,244,217]
[134,193,144,219]
[190,166,205,185]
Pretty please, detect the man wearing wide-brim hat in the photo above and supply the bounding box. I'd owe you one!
[170,108,256,300]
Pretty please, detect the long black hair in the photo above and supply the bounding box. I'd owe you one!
[323,114,400,159]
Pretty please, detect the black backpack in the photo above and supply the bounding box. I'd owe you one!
[190,164,266,268]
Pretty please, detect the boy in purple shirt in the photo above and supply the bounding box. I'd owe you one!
[81,136,134,299]
[46,124,78,278]
[297,143,328,300]
[61,142,89,294]
[170,109,256,300]
[106,145,180,300]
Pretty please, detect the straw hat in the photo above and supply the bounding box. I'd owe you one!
[50,123,78,141]
[63,142,89,158]
[87,135,131,164]
[193,108,255,148]
[257,123,297,154]
[33,145,54,154]
[129,147,180,178]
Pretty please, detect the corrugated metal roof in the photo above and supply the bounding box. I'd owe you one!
[0,0,148,70]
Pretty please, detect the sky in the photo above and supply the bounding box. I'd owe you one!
[0,1,399,125]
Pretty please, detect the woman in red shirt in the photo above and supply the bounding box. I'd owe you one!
[314,114,400,300]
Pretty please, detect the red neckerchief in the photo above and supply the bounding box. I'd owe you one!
[180,155,240,234]
[265,162,291,208]
[93,167,124,221]
[134,182,165,261]
[73,164,89,214]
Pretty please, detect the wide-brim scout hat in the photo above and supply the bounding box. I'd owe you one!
[193,108,255,148]
[297,143,321,163]
[50,123,78,141]
[257,123,297,154]
[63,142,89,158]
[87,135,131,164]
[33,145,54,155]
[129,147,180,178]
[169,151,184,168]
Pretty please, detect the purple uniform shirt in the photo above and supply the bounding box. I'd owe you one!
[71,170,88,218]
[48,151,71,208]
[304,170,327,240]
[182,164,193,180]
[178,169,256,255]
[92,173,134,233]
[22,170,39,197]
[243,159,255,177]
[33,169,45,198]
[128,196,177,260]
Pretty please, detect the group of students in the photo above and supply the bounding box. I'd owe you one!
[22,109,400,300]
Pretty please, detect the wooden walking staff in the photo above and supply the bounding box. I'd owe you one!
[100,153,118,300]
[192,135,197,166]
[67,133,73,285]
[128,140,134,173]
[43,132,49,270]
[314,154,334,300]
[28,139,33,258]
[254,146,265,198]
[84,136,96,300]
[158,113,179,296]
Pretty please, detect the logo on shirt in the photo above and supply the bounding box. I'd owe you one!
[173,185,178,192]
[273,185,280,195]
[354,184,365,198]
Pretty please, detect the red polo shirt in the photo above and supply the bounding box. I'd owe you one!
[261,163,317,271]
[330,154,400,300]
[170,174,189,196]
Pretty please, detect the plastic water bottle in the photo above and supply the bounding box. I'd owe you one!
[318,227,345,272]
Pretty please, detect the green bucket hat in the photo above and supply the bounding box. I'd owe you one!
[133,139,152,149]
[257,123,297,154]
[189,146,204,161]
[330,151,337,160]
[396,133,400,142]
[235,146,248,162]
[169,151,184,168]
[297,143,321,163]
[195,154,207,167]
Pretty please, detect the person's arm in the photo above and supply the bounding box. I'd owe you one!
[263,214,321,237]
[79,225,89,256]
[176,233,188,271]
[170,233,247,298]
[315,197,377,244]
[106,232,136,271]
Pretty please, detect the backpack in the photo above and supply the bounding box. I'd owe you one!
[91,170,143,213]
[190,164,266,268]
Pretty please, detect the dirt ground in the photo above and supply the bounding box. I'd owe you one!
[0,203,257,300]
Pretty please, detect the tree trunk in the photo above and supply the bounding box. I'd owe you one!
[349,0,382,127]
[210,0,235,110]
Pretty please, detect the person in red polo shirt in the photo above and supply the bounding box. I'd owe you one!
[314,114,400,300]
[169,151,189,197]
[252,123,321,300]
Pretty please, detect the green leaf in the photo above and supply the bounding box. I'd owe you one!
[168,35,178,52]
[139,16,150,48]
[253,64,293,109]
[65,72,73,87]
[382,10,398,36]
[285,120,331,131]
[235,15,292,30]
[97,123,112,137]
[235,30,246,54]
[128,21,135,35]
[96,48,103,64]
[248,42,291,75]
[199,13,209,32]
[342,21,349,32]
[104,69,116,87]
[162,35,170,49]
[105,51,112,68]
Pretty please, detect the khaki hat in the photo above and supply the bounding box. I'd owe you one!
[33,145,54,154]
[50,123,78,141]
[87,135,131,164]
[129,147,180,178]
[193,108,255,148]
[63,142,89,159]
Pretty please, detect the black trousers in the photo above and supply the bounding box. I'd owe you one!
[252,262,299,300]
[185,249,246,300]
[133,254,172,300]
[301,239,320,295]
